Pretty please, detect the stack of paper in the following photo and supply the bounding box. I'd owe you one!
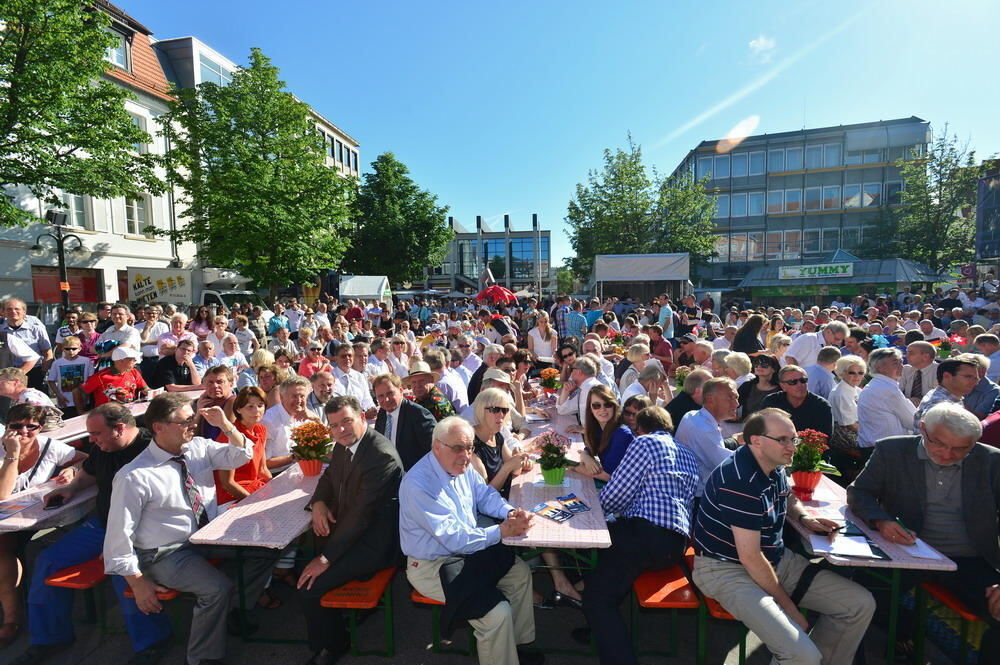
[809,535,874,558]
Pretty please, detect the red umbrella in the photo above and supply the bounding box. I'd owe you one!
[476,285,518,305]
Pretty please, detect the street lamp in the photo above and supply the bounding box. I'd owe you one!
[29,210,92,313]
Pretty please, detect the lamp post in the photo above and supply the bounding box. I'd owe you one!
[28,210,92,314]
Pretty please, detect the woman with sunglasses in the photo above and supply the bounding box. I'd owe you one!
[387,335,410,379]
[737,354,782,420]
[0,404,87,645]
[469,388,530,497]
[76,315,101,363]
[297,343,331,379]
[828,356,867,474]
[578,385,635,483]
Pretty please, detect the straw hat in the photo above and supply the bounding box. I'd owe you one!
[404,361,440,384]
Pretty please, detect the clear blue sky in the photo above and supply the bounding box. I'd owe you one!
[127,0,999,266]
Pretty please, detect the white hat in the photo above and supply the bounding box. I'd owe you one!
[111,346,141,361]
[404,361,440,384]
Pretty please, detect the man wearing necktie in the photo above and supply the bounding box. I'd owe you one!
[104,393,280,665]
[296,396,404,665]
[372,374,435,471]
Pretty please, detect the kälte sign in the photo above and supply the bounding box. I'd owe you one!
[778,263,854,280]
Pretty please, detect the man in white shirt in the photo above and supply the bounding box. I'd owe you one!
[366,338,391,379]
[262,375,316,469]
[712,326,737,350]
[556,356,601,428]
[674,377,738,496]
[784,321,848,369]
[96,303,142,360]
[425,348,469,413]
[135,305,170,383]
[104,394,278,665]
[919,319,948,341]
[285,301,303,335]
[457,334,482,378]
[857,348,916,448]
[974,334,1000,383]
[330,343,376,417]
[899,340,938,405]
[307,371,334,426]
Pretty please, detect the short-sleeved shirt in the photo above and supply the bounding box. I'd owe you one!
[150,355,194,389]
[46,358,94,406]
[693,444,789,565]
[13,436,78,494]
[82,428,152,525]
[80,368,147,407]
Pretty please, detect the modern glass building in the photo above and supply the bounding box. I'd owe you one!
[977,162,1000,269]
[669,116,931,290]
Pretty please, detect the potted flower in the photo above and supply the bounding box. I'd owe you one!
[539,367,562,394]
[674,365,691,390]
[788,429,840,501]
[536,431,577,485]
[289,420,333,476]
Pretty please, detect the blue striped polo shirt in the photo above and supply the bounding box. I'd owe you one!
[692,444,789,565]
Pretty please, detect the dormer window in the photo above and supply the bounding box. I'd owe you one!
[105,30,128,69]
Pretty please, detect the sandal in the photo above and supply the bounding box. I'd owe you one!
[0,622,20,647]
[257,589,282,610]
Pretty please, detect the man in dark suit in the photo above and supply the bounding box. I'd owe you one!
[847,401,1000,662]
[371,373,435,470]
[296,395,404,665]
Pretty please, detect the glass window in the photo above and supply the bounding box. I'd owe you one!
[863,149,882,164]
[731,233,748,261]
[785,147,803,171]
[199,54,232,86]
[768,149,784,173]
[845,150,863,165]
[62,193,87,229]
[714,155,730,179]
[805,145,823,169]
[125,197,148,236]
[129,113,146,153]
[731,192,747,217]
[805,187,822,211]
[748,232,764,261]
[886,181,903,205]
[784,230,801,259]
[749,151,765,175]
[843,184,862,208]
[351,150,359,171]
[863,183,882,207]
[106,31,127,69]
[328,137,336,159]
[748,191,765,216]
[803,229,821,253]
[824,144,842,168]
[842,227,860,249]
[784,189,802,212]
[822,228,840,251]
[336,141,344,162]
[823,185,841,209]
[483,238,507,278]
[509,237,537,278]
[731,153,748,177]
[697,156,713,179]
[765,231,782,260]
[767,191,783,214]
[712,235,730,263]
[714,194,730,218]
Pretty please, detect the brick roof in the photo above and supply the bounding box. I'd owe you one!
[96,2,174,103]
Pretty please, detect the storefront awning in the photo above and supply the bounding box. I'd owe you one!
[737,258,942,290]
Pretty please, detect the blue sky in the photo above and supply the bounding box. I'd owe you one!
[127,0,1000,266]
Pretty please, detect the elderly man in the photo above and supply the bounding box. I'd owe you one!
[399,417,541,665]
[373,373,435,470]
[975,334,1000,383]
[693,408,875,665]
[784,320,849,369]
[1,299,48,388]
[156,313,197,357]
[468,344,503,403]
[365,338,391,379]
[712,325,737,350]
[14,404,171,665]
[297,396,404,665]
[457,334,483,379]
[665,368,712,429]
[580,406,699,665]
[104,394,278,665]
[674,377,739,496]
[804,346,841,401]
[689,340,714,369]
[405,361,456,422]
[307,371,335,425]
[963,354,1000,419]
[262,375,316,469]
[919,318,948,341]
[857,347,917,448]
[848,403,1000,662]
[329,344,375,418]
[900,340,938,405]
[150,339,201,392]
[913,357,980,429]
[761,365,833,438]
[556,356,601,427]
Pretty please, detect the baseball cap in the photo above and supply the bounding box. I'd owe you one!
[111,346,141,361]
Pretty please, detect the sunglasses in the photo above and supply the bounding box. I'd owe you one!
[590,402,615,410]
[392,341,404,345]
[559,353,575,361]
[459,344,471,348]
[781,378,809,386]
[485,406,510,415]
[7,423,40,432]
[846,371,865,376]
[63,347,80,351]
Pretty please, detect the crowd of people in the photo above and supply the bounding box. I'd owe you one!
[0,286,998,665]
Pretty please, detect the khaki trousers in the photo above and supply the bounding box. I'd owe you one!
[692,550,875,665]
[406,554,535,665]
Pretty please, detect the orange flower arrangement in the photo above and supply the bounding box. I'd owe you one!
[290,420,333,461]
[539,367,562,390]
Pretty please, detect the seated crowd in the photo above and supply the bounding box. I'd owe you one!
[0,289,997,665]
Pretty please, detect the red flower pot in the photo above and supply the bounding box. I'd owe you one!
[297,459,323,476]
[790,470,822,501]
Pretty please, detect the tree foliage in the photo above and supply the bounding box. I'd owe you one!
[341,152,452,283]
[157,48,353,292]
[555,267,575,294]
[0,0,163,226]
[565,136,717,280]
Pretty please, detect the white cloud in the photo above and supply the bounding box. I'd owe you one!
[748,34,777,63]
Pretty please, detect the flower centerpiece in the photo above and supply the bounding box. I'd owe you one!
[536,430,577,485]
[289,420,333,476]
[788,429,840,501]
[539,367,562,393]
[674,365,691,390]
[928,337,956,359]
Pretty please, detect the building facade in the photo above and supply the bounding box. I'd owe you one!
[976,162,1000,273]
[425,215,553,295]
[670,116,931,291]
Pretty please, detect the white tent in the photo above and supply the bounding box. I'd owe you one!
[340,275,392,302]
[592,253,690,282]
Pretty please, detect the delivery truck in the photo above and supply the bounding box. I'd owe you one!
[126,267,273,318]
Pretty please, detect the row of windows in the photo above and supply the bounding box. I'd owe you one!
[61,193,156,238]
[696,144,922,180]
[199,54,233,86]
[318,133,359,171]
[713,181,902,218]
[710,227,877,262]
[455,237,551,279]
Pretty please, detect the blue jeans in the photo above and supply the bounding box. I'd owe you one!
[27,517,172,650]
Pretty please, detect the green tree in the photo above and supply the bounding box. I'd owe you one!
[650,171,718,264]
[341,153,451,283]
[0,0,163,226]
[555,267,575,294]
[894,128,982,272]
[157,48,353,293]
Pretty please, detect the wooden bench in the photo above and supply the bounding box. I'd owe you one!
[44,556,107,625]
[409,588,476,656]
[319,568,396,657]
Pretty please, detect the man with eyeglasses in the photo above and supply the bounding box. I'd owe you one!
[399,416,542,665]
[899,340,938,405]
[330,345,376,419]
[760,365,833,438]
[692,408,875,665]
[675,378,740,497]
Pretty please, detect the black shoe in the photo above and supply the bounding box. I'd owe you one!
[553,591,584,609]
[517,648,546,665]
[9,642,74,665]
[225,609,259,636]
[570,626,591,645]
[126,635,172,665]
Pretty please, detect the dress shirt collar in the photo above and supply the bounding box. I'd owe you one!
[333,366,353,380]
[346,438,362,458]
[147,438,186,466]
[870,373,898,388]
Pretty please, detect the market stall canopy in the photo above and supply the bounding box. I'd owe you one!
[737,257,942,290]
[591,253,690,283]
[339,275,392,302]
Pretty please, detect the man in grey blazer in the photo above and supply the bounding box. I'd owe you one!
[847,402,1000,661]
